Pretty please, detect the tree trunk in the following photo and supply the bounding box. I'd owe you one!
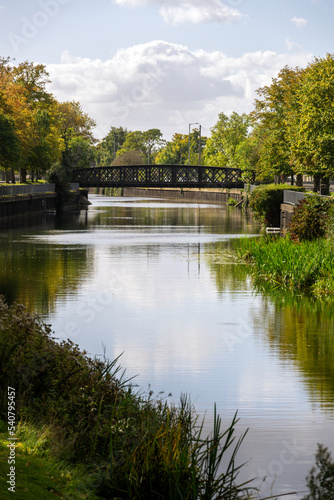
[31,170,35,183]
[20,168,27,183]
[313,174,321,193]
[290,175,294,186]
[320,177,330,196]
[296,174,303,187]
[11,169,15,184]
[5,170,10,183]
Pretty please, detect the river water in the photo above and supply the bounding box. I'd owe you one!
[1,194,334,498]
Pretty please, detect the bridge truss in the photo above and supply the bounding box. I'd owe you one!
[71,165,244,189]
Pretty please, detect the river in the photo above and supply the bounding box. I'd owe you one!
[1,193,334,498]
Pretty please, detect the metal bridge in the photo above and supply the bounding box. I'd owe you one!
[71,165,244,189]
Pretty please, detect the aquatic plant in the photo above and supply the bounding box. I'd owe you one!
[234,236,334,297]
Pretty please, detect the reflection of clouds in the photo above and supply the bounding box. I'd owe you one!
[45,197,334,499]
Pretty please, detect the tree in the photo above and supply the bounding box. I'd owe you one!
[12,60,53,105]
[95,126,128,166]
[113,150,145,166]
[289,54,334,193]
[54,101,97,181]
[142,129,165,164]
[234,131,261,183]
[203,112,250,167]
[116,129,165,164]
[155,133,189,164]
[155,133,186,164]
[57,101,96,143]
[0,58,65,181]
[251,66,302,181]
[25,106,65,181]
[0,113,21,173]
[155,130,206,165]
[67,136,95,170]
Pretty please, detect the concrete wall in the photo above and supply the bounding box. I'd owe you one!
[122,187,244,204]
[280,203,295,235]
[0,192,57,219]
[0,183,55,196]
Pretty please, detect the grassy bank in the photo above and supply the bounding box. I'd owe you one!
[0,420,97,499]
[234,236,334,299]
[0,297,254,499]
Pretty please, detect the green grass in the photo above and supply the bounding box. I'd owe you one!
[0,421,97,499]
[234,236,334,298]
[0,180,47,186]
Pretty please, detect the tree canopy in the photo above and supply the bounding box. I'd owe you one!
[2,53,334,190]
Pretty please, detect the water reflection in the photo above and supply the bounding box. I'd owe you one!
[0,220,94,315]
[0,195,333,498]
[256,292,334,408]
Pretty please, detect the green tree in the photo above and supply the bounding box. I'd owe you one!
[95,126,128,166]
[155,133,189,165]
[251,66,302,181]
[67,136,95,170]
[289,54,334,193]
[156,130,206,165]
[0,113,21,173]
[116,129,165,164]
[203,112,250,167]
[234,131,261,183]
[142,128,165,164]
[54,100,97,180]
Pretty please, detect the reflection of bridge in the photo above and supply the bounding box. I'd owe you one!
[71,165,244,189]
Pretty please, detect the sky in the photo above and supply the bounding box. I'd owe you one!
[0,0,333,140]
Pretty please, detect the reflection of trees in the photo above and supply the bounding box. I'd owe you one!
[204,240,251,294]
[86,202,260,235]
[255,292,334,408]
[206,241,334,407]
[0,239,94,316]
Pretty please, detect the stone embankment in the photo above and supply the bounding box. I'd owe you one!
[0,183,88,226]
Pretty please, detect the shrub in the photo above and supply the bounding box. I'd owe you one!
[288,194,333,242]
[302,444,334,500]
[249,184,305,227]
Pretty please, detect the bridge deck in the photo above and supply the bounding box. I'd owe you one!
[71,165,244,189]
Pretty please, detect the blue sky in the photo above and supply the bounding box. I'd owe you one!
[0,0,333,139]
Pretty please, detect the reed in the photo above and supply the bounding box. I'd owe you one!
[234,236,334,297]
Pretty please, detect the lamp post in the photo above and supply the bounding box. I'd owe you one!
[188,122,201,165]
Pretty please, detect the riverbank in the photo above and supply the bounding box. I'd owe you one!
[0,183,88,227]
[234,236,334,299]
[0,297,254,499]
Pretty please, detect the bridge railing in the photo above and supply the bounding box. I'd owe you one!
[71,165,244,189]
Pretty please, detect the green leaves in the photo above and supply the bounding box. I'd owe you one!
[203,111,250,168]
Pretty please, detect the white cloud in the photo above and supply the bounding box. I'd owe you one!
[113,0,243,24]
[291,16,308,28]
[46,41,313,140]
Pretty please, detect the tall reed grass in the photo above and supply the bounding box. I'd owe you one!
[234,236,334,297]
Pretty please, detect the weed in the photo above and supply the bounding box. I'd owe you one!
[234,236,334,298]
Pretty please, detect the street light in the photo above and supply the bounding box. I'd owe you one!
[188,123,201,165]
